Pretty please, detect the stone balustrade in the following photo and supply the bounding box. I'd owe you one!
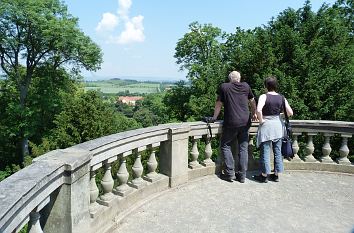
[0,120,353,233]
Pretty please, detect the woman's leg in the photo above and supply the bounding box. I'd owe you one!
[260,141,272,175]
[272,139,284,174]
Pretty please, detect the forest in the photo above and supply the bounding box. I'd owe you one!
[0,0,353,181]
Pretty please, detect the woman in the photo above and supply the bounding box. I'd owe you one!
[254,76,293,183]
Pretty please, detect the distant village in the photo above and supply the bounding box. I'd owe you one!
[117,96,144,106]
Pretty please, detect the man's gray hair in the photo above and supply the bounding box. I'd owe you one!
[228,71,241,82]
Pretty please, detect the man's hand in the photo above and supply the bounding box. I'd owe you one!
[202,116,215,123]
[251,113,258,122]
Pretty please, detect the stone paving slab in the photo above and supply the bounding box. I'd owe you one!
[114,171,354,233]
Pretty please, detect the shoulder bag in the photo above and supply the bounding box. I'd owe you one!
[281,96,294,159]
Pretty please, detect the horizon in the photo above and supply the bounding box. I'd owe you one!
[83,74,183,82]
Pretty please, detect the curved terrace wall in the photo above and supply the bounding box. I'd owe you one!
[0,120,353,233]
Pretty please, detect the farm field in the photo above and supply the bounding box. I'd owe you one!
[83,79,174,95]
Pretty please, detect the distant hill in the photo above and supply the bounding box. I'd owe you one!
[84,75,183,83]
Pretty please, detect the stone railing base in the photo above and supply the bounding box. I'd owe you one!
[284,162,354,174]
[188,164,216,180]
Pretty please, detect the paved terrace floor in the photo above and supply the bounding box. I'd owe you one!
[114,171,354,233]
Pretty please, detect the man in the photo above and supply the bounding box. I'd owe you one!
[212,71,257,183]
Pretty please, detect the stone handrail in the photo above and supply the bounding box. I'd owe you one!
[0,148,91,233]
[0,120,353,233]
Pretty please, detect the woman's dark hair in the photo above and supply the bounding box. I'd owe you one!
[264,76,278,91]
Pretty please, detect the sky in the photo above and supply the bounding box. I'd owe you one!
[63,0,337,81]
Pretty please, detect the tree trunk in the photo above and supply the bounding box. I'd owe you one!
[18,82,29,167]
[17,137,29,167]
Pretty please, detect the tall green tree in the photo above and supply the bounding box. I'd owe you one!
[261,0,354,120]
[163,81,192,122]
[0,0,102,165]
[0,66,78,170]
[174,22,229,118]
[28,66,79,144]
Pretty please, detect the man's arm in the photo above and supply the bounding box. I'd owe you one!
[212,100,223,120]
[285,98,294,116]
[249,98,257,121]
[256,94,266,124]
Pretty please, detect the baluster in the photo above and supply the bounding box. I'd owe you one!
[337,134,352,165]
[304,133,319,162]
[97,162,115,206]
[89,170,100,214]
[201,136,214,166]
[247,134,258,169]
[145,148,161,182]
[320,133,334,163]
[27,210,43,233]
[130,153,147,189]
[189,137,202,169]
[291,133,303,162]
[248,134,255,147]
[113,156,133,196]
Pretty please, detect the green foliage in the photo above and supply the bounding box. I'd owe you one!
[28,67,79,144]
[31,90,140,155]
[174,22,229,118]
[115,92,170,127]
[0,0,103,166]
[174,1,354,123]
[163,81,192,121]
[172,1,354,161]
[138,93,169,124]
[18,224,27,233]
[133,108,156,128]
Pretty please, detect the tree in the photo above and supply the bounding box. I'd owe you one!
[163,81,192,122]
[136,93,169,124]
[0,66,78,171]
[133,108,156,128]
[0,78,21,170]
[31,91,140,155]
[261,0,354,120]
[174,22,229,118]
[0,0,102,165]
[175,1,353,122]
[27,66,79,144]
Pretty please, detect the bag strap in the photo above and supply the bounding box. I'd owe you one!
[282,95,292,139]
[207,122,212,139]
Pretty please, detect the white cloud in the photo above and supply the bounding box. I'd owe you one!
[95,12,119,32]
[118,0,132,20]
[111,15,145,44]
[96,0,144,44]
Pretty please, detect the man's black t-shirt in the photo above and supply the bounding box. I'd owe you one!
[217,82,254,128]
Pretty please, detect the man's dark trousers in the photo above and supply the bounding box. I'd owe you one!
[220,126,249,178]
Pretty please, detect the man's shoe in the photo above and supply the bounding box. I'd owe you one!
[219,173,234,182]
[236,173,246,183]
[238,176,245,183]
[253,174,268,183]
[270,173,279,182]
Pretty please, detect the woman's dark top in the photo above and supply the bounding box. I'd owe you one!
[262,94,283,116]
